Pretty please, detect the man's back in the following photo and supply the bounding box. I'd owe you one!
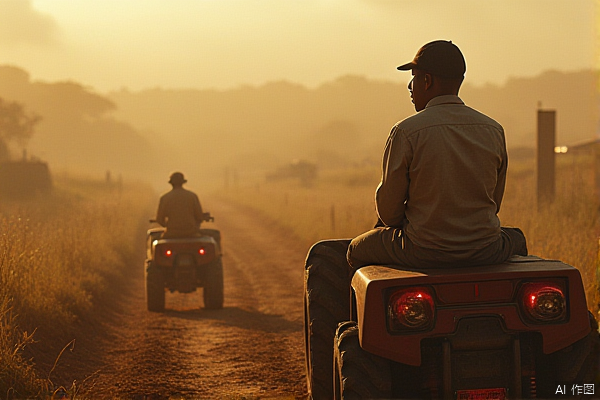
[156,187,204,238]
[348,39,525,272]
[376,95,507,251]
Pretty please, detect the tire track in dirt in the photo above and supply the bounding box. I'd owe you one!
[83,197,310,399]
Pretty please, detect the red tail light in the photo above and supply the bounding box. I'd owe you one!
[164,249,173,257]
[520,281,566,323]
[198,248,206,255]
[388,287,435,332]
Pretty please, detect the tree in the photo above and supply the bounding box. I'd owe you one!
[0,97,41,161]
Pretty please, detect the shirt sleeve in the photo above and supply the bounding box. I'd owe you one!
[156,197,167,226]
[375,125,411,227]
[193,194,204,225]
[493,132,508,213]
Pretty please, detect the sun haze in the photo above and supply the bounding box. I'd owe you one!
[0,0,594,92]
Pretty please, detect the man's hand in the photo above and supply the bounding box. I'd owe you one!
[374,218,385,229]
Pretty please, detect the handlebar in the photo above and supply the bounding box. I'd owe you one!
[149,212,215,225]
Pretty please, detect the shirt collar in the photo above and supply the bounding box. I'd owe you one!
[425,95,464,109]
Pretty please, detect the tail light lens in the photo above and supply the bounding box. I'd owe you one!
[520,281,567,323]
[388,287,435,332]
[198,248,206,255]
[164,249,173,257]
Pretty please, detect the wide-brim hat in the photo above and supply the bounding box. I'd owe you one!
[169,172,187,185]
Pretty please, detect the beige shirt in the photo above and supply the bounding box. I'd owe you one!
[376,95,506,251]
[156,187,204,237]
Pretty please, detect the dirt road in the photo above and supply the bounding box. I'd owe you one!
[64,198,311,399]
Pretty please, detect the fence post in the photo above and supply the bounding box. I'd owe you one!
[330,205,336,233]
[537,108,556,209]
[596,237,600,317]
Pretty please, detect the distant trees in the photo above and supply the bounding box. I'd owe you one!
[0,97,40,161]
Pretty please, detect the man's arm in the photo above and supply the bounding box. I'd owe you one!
[156,197,167,227]
[375,125,411,227]
[493,146,508,213]
[193,193,204,225]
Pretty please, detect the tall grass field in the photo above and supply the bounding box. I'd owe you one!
[4,151,599,397]
[0,174,154,399]
[218,151,600,316]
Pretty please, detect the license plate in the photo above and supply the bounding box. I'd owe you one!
[177,256,193,266]
[456,388,506,400]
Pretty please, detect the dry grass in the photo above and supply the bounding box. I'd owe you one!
[0,174,154,399]
[217,167,380,246]
[217,153,600,314]
[500,152,600,315]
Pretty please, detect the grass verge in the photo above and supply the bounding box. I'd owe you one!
[216,154,600,315]
[0,174,154,399]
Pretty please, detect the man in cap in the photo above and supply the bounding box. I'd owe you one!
[156,172,205,238]
[347,40,527,270]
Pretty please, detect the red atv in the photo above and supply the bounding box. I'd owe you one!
[304,239,600,399]
[146,213,223,311]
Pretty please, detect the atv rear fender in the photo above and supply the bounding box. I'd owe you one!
[152,236,220,267]
[352,256,591,366]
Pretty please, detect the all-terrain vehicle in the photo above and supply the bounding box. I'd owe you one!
[145,212,223,311]
[304,239,600,399]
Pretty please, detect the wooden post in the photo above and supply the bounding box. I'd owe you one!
[594,145,600,201]
[330,204,336,233]
[537,109,556,208]
[596,238,600,313]
[224,167,230,191]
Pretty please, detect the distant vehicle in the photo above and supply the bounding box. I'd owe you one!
[145,212,223,311]
[304,239,600,399]
[266,159,317,186]
[0,159,52,199]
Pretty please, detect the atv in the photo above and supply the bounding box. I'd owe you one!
[145,212,223,311]
[304,239,600,399]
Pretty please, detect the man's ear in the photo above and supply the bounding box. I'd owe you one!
[424,73,433,90]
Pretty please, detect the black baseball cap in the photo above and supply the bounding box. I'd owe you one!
[397,40,466,78]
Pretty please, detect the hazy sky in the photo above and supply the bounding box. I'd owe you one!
[0,0,597,93]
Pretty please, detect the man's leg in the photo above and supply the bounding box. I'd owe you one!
[459,227,529,267]
[501,227,528,256]
[346,227,416,272]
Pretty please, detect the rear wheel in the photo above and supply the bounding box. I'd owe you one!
[333,321,392,399]
[199,228,221,249]
[304,239,352,399]
[538,312,600,398]
[203,257,224,309]
[146,263,165,312]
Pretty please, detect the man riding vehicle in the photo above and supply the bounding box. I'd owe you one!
[304,40,529,396]
[347,40,527,271]
[156,172,204,238]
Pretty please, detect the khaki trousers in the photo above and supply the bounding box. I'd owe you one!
[347,227,527,272]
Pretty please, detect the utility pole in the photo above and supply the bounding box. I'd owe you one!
[537,107,556,209]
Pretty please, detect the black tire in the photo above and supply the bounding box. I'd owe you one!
[203,257,224,309]
[333,321,392,399]
[199,228,222,250]
[146,263,165,312]
[304,239,352,400]
[538,311,600,398]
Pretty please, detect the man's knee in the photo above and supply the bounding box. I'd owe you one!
[305,239,352,269]
[346,237,362,272]
[502,227,528,256]
[346,228,391,271]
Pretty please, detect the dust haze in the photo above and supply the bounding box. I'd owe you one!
[0,1,595,193]
[0,65,596,192]
[0,2,598,397]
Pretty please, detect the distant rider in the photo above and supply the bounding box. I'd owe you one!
[156,172,204,238]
